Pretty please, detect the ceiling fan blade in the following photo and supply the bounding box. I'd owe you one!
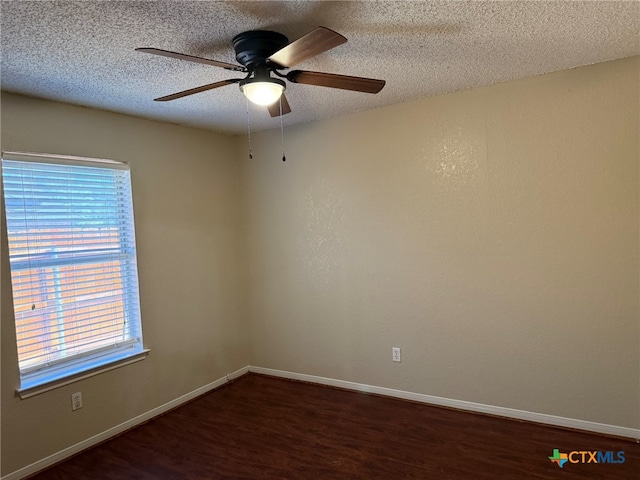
[154,79,240,102]
[267,94,292,117]
[287,70,385,94]
[136,48,245,72]
[268,27,347,69]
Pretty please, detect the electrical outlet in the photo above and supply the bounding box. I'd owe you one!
[392,347,402,363]
[71,392,83,411]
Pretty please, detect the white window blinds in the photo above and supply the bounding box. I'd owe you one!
[2,152,144,390]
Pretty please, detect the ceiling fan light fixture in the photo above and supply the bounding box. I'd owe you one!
[240,78,285,106]
[138,27,385,116]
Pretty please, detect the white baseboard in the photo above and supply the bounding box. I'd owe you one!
[1,365,249,480]
[248,366,640,441]
[5,364,637,480]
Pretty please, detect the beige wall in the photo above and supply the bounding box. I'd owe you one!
[1,93,250,474]
[242,57,639,428]
[1,56,638,476]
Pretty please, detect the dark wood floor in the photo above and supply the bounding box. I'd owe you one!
[30,373,638,479]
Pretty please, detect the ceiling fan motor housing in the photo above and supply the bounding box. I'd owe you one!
[232,30,289,69]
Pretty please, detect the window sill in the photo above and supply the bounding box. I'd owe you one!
[16,349,150,399]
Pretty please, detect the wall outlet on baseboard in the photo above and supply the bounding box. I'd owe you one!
[72,392,83,411]
[392,347,402,362]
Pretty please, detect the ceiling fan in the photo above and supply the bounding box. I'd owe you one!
[136,26,385,117]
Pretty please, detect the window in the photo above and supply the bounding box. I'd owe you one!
[1,151,145,394]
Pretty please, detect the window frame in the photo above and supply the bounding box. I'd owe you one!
[1,151,148,397]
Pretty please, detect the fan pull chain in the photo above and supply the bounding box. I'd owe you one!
[246,95,253,159]
[280,96,286,162]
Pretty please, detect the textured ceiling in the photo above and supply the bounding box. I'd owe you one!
[1,1,638,135]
